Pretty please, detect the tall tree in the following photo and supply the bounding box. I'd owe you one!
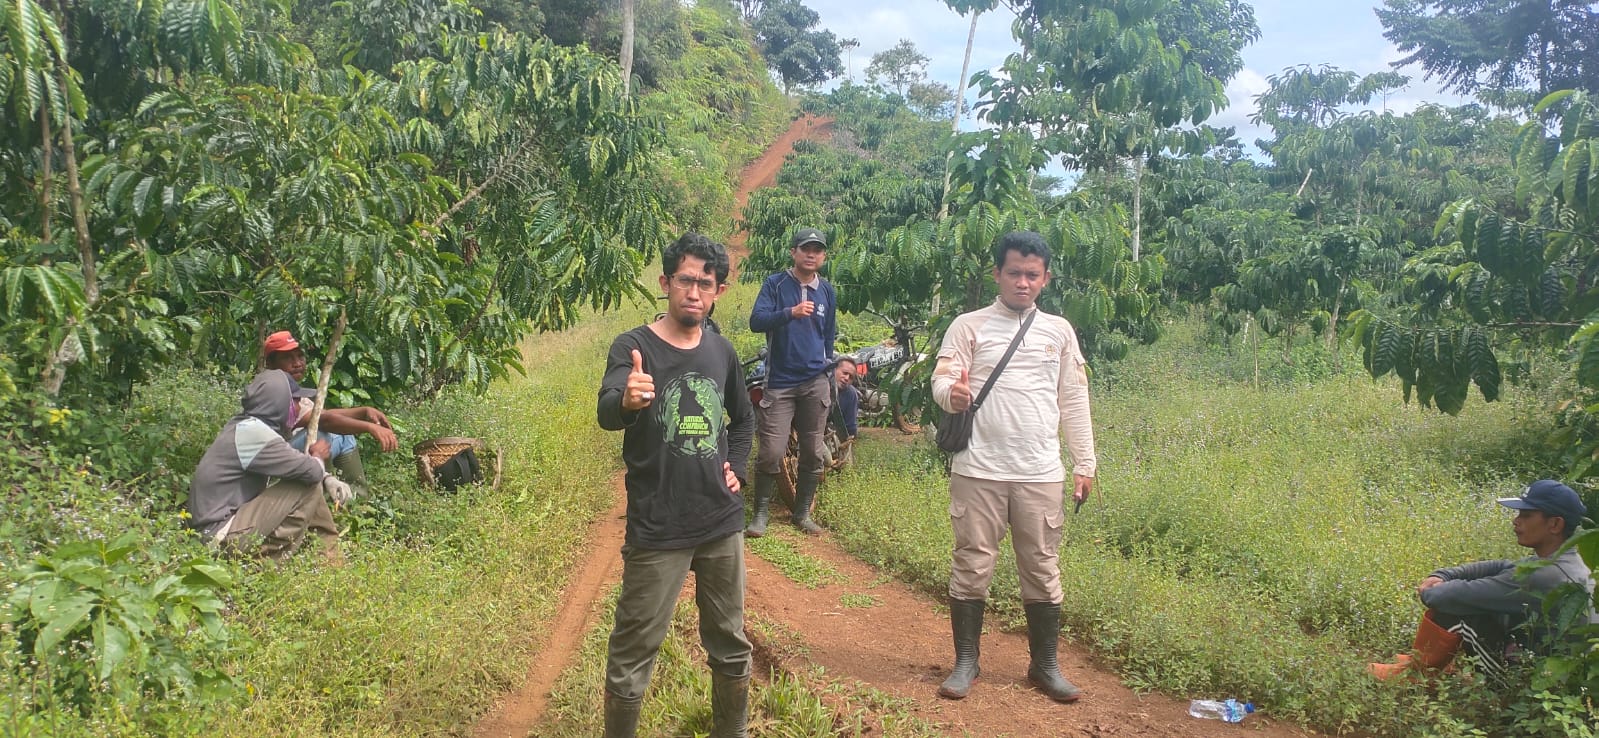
[866,39,929,96]
[840,37,860,81]
[621,0,636,96]
[735,0,767,23]
[1377,0,1599,106]
[939,0,998,221]
[1,1,675,405]
[1355,91,1594,424]
[752,0,842,94]
[969,0,1256,261]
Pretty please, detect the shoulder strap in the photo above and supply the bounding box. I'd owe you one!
[971,310,1036,411]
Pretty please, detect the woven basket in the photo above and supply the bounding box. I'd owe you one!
[412,436,502,490]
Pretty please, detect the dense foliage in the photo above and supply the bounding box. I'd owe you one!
[1,0,676,415]
[1,0,788,732]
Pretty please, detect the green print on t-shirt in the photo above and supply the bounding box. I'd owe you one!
[658,372,724,458]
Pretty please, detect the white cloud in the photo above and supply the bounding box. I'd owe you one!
[1216,67,1269,127]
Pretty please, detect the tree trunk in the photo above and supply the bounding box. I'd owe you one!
[39,107,52,244]
[1131,157,1143,262]
[1294,167,1314,198]
[939,10,980,221]
[304,307,349,447]
[1249,316,1260,388]
[620,0,636,97]
[40,61,97,397]
[1326,278,1345,350]
[255,319,270,371]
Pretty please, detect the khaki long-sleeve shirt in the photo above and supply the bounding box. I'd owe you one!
[931,300,1096,482]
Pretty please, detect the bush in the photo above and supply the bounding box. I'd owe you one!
[3,533,236,735]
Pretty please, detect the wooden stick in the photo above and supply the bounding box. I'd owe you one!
[305,307,348,447]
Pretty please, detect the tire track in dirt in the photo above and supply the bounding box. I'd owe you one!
[472,474,627,738]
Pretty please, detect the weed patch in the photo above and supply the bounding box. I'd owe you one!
[746,532,847,589]
[812,321,1558,735]
[838,593,879,609]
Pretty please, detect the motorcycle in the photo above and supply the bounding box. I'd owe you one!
[844,308,926,434]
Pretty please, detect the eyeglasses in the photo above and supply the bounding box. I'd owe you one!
[668,274,718,293]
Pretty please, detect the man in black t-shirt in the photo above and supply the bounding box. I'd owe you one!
[597,233,755,738]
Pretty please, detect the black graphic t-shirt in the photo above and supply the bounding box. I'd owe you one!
[598,325,755,549]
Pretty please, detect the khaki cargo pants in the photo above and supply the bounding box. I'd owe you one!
[947,473,1065,605]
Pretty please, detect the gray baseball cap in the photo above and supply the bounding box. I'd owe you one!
[791,228,827,249]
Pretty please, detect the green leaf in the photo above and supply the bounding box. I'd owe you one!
[182,563,233,589]
[34,591,96,656]
[94,617,130,680]
[1532,89,1578,115]
[1571,320,1599,390]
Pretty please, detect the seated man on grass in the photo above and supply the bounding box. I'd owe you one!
[261,330,398,497]
[1369,480,1595,681]
[187,369,354,562]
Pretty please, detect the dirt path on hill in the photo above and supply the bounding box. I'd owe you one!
[725,114,834,273]
[473,119,1322,738]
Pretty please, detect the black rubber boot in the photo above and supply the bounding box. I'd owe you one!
[710,668,750,738]
[938,598,984,699]
[1024,602,1082,703]
[331,448,369,498]
[603,691,642,738]
[745,472,777,538]
[791,471,823,534]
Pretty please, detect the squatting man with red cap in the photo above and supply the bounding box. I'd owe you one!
[1368,480,1595,681]
[260,330,398,497]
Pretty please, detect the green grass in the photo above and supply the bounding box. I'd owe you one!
[838,593,879,609]
[746,531,847,589]
[810,318,1555,736]
[0,301,647,737]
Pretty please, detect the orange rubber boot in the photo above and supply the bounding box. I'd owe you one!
[1413,610,1464,670]
[1367,654,1412,680]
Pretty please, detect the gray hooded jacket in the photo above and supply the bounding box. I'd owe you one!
[188,370,328,536]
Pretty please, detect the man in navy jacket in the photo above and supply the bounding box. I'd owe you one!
[746,228,837,535]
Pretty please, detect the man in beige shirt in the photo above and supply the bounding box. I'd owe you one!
[930,231,1097,704]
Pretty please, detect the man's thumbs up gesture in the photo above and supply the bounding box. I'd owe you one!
[949,368,973,413]
[624,348,656,411]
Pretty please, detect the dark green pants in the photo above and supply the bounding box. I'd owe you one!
[605,532,752,700]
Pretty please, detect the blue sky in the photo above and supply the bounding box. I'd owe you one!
[804,0,1469,153]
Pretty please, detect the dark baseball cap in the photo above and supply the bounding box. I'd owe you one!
[1498,480,1587,525]
[791,228,827,249]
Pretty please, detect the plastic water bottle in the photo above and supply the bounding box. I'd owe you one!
[1188,698,1255,723]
